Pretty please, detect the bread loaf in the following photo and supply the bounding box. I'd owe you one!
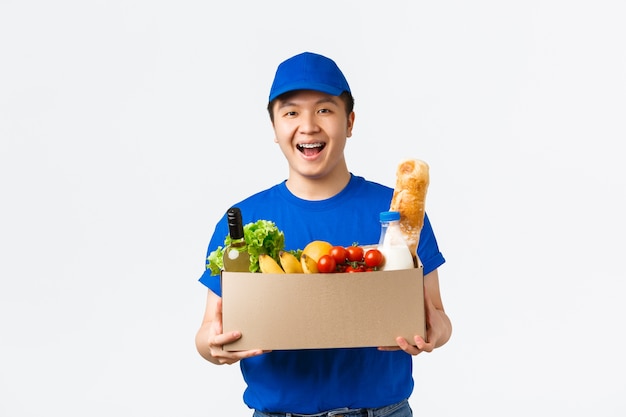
[389,159,430,265]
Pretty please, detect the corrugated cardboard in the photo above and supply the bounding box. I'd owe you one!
[221,268,425,351]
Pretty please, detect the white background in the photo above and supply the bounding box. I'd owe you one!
[1,1,625,416]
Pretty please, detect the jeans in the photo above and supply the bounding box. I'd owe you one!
[252,398,412,417]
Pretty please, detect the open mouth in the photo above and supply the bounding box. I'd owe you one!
[297,142,326,156]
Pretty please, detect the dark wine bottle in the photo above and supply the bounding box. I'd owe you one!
[222,207,250,272]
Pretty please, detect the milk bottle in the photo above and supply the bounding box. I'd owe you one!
[377,211,415,271]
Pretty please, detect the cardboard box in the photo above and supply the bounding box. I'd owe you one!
[221,267,425,351]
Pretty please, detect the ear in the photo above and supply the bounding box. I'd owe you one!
[346,112,355,138]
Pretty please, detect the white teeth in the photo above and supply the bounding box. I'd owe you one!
[299,143,323,148]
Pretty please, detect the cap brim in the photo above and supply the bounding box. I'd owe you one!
[269,82,345,102]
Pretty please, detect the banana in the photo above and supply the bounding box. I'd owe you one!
[259,253,285,274]
[279,251,304,273]
[300,253,319,274]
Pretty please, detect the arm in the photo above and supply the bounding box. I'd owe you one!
[420,269,452,348]
[195,289,268,365]
[379,269,452,355]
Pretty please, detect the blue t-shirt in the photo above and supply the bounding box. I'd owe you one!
[198,174,445,413]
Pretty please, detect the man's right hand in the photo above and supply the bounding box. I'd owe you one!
[196,291,269,365]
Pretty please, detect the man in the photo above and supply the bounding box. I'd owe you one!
[195,51,452,417]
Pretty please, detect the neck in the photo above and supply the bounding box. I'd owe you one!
[285,169,351,201]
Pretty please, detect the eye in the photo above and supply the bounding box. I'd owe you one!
[317,108,331,114]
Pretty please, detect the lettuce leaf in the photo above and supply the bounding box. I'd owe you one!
[206,219,285,274]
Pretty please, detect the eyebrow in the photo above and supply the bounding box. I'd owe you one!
[276,96,340,110]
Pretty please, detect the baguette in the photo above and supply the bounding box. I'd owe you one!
[389,158,430,265]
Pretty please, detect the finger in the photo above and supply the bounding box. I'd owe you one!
[219,347,268,365]
[414,335,433,353]
[377,345,401,351]
[395,337,421,356]
[212,330,242,348]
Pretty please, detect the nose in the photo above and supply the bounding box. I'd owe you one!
[299,111,320,134]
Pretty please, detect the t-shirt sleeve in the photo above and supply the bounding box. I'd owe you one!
[417,213,446,276]
[199,268,222,297]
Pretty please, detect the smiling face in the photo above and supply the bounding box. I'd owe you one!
[271,90,355,198]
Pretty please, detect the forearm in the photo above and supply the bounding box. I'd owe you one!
[195,323,221,365]
[423,270,452,349]
[431,308,452,349]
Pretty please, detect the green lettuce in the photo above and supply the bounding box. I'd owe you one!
[206,219,285,274]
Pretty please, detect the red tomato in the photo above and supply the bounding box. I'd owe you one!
[317,254,337,273]
[364,249,384,268]
[346,264,366,273]
[329,246,348,265]
[345,245,364,262]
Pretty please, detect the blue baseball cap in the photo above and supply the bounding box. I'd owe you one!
[268,52,351,102]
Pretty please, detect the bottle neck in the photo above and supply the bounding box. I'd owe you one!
[230,238,247,249]
[379,220,405,246]
[379,220,398,233]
